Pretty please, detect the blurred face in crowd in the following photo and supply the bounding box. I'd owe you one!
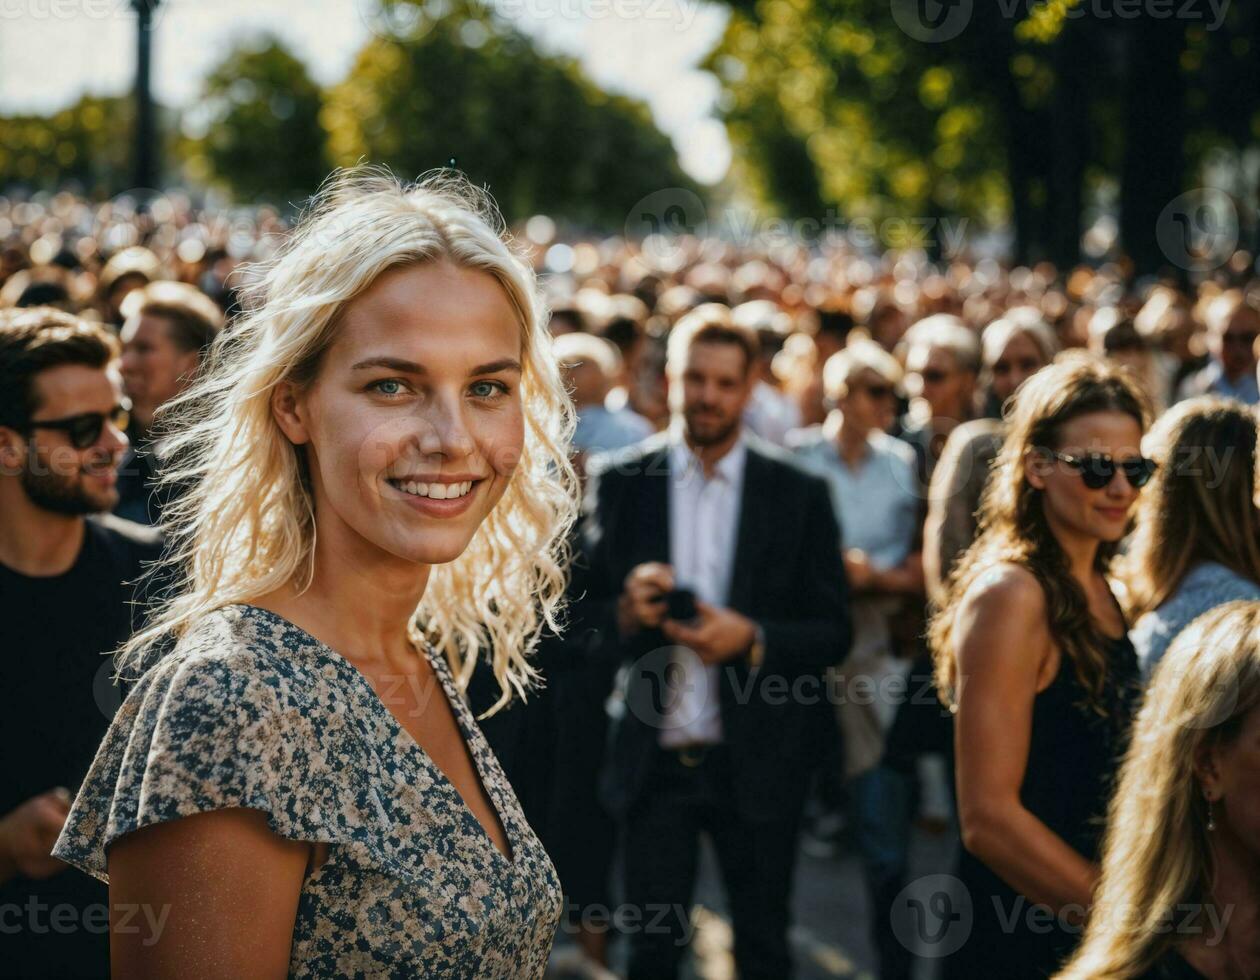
[1210,305,1260,382]
[560,356,609,410]
[272,261,525,569]
[1,364,129,515]
[838,367,896,439]
[990,331,1047,406]
[670,339,754,449]
[907,344,976,423]
[119,313,201,430]
[1199,703,1260,863]
[1026,410,1145,546]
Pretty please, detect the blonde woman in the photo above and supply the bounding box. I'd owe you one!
[1055,600,1260,980]
[1124,397,1260,675]
[52,168,579,978]
[929,353,1154,979]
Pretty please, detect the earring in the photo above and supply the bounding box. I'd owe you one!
[1206,796,1217,833]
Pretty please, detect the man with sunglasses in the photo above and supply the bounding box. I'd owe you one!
[1176,290,1260,405]
[0,307,163,978]
[896,315,981,490]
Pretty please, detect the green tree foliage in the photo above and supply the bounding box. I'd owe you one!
[707,0,1260,272]
[706,0,1009,239]
[324,0,696,225]
[0,95,143,193]
[183,37,330,203]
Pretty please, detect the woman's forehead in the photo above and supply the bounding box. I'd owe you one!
[1054,410,1143,451]
[330,263,522,365]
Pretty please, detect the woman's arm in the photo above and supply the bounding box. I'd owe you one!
[953,565,1098,914]
[107,807,310,979]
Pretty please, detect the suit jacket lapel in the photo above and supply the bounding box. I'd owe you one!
[727,444,768,611]
[639,440,672,564]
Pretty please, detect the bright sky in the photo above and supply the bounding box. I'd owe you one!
[0,0,732,184]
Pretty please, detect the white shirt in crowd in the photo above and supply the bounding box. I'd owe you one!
[659,424,748,748]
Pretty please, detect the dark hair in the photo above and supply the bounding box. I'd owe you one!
[547,306,586,333]
[667,303,760,376]
[0,307,120,430]
[815,308,856,343]
[597,314,644,357]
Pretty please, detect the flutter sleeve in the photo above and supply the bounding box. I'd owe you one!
[53,646,334,883]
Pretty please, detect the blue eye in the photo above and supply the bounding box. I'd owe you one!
[471,380,509,399]
[370,379,405,396]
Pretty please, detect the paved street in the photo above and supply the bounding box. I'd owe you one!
[549,825,958,980]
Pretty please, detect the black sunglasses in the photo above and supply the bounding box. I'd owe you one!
[1045,449,1157,490]
[23,403,130,450]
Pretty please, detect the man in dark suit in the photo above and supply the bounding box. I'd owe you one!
[573,304,851,979]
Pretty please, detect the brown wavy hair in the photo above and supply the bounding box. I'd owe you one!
[1121,396,1260,619]
[929,351,1152,712]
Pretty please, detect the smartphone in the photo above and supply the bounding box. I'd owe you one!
[663,587,699,624]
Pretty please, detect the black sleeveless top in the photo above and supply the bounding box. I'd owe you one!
[945,630,1141,979]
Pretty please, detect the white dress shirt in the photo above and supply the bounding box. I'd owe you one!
[659,426,748,747]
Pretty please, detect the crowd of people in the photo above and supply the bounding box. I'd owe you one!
[0,176,1258,980]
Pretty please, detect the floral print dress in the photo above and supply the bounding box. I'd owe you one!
[53,603,562,979]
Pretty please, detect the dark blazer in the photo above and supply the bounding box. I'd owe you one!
[571,431,852,822]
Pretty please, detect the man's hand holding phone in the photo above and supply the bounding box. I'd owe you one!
[617,562,676,638]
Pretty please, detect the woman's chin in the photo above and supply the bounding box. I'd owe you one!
[384,534,474,567]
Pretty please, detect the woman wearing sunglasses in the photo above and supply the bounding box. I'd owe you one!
[1123,397,1260,676]
[929,351,1154,978]
[51,168,579,979]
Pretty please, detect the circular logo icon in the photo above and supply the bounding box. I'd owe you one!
[93,657,124,721]
[1156,189,1239,273]
[624,188,707,267]
[890,873,972,958]
[623,645,711,732]
[890,0,973,43]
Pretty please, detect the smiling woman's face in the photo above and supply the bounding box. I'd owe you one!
[275,260,525,566]
[1027,409,1145,545]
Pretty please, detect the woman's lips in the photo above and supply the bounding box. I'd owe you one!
[388,478,481,518]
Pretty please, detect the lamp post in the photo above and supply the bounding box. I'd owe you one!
[131,0,161,189]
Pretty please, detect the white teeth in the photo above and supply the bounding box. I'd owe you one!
[392,479,474,500]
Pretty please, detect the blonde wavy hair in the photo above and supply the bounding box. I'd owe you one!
[1121,396,1260,619]
[1055,600,1260,979]
[121,167,579,715]
[929,351,1151,712]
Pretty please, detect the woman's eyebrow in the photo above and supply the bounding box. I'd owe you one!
[351,356,522,375]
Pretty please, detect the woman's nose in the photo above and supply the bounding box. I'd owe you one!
[417,397,475,457]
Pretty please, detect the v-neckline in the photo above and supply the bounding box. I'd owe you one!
[229,603,518,867]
